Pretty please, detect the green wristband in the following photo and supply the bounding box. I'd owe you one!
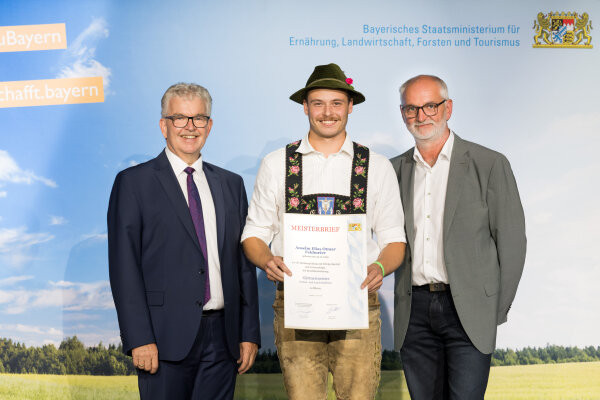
[374,261,385,277]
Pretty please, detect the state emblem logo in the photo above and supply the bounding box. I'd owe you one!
[317,196,334,215]
[348,223,362,232]
[533,11,592,48]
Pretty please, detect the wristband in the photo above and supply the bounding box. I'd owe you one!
[374,261,385,277]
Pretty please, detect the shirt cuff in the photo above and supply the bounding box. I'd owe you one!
[375,227,407,249]
[241,225,273,246]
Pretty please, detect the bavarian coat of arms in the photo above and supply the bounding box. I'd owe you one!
[533,11,592,48]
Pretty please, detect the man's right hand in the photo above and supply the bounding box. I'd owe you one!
[263,256,292,282]
[132,343,159,374]
[242,237,291,282]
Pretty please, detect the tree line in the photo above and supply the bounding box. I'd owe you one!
[249,345,600,373]
[0,337,135,375]
[1,337,599,375]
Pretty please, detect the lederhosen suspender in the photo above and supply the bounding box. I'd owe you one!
[284,140,370,215]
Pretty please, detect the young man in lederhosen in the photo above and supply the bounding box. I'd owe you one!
[242,63,406,400]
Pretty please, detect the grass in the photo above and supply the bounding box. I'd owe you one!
[485,362,600,399]
[0,361,598,399]
[0,374,138,400]
[234,371,410,400]
[234,373,287,400]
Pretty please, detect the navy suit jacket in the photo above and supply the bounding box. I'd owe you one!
[108,150,260,361]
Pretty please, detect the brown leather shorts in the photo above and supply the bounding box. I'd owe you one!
[273,289,382,400]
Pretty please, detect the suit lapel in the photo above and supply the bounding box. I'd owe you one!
[400,151,416,249]
[443,135,469,240]
[153,151,201,252]
[204,163,225,259]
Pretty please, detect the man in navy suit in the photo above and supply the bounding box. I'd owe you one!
[108,83,260,399]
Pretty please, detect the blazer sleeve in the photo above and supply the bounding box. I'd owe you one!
[107,172,156,354]
[236,177,261,346]
[487,155,527,325]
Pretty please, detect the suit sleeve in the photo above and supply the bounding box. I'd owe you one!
[237,177,261,346]
[487,155,526,325]
[108,172,156,354]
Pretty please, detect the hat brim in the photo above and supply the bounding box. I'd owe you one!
[289,78,365,105]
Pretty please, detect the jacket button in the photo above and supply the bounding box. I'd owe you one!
[199,269,205,274]
[196,301,203,307]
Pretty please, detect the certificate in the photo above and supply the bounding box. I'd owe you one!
[283,213,368,330]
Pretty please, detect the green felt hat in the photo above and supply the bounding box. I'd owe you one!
[289,63,365,105]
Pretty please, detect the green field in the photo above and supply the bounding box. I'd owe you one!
[1,362,599,399]
[0,374,138,400]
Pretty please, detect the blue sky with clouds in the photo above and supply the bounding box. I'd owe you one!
[1,0,599,350]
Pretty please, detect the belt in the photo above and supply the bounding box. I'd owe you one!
[413,283,449,292]
[202,309,224,317]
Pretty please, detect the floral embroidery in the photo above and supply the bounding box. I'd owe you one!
[353,152,367,177]
[336,198,351,211]
[301,198,316,212]
[353,184,365,196]
[287,153,301,176]
[288,183,299,196]
[351,184,366,211]
[288,196,300,210]
[285,140,369,215]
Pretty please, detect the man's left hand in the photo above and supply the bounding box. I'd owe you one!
[361,263,384,292]
[237,342,258,374]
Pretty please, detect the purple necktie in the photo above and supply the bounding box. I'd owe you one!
[184,167,210,304]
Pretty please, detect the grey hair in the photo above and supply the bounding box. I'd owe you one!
[161,83,212,117]
[399,75,449,102]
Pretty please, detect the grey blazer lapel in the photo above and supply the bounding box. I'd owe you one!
[203,164,226,259]
[153,151,202,252]
[400,152,416,248]
[443,135,470,239]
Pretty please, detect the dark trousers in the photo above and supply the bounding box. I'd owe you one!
[138,311,237,400]
[400,288,491,400]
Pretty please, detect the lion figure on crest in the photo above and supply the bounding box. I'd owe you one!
[575,12,593,45]
[533,12,551,44]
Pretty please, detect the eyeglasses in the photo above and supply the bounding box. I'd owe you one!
[400,100,447,119]
[165,115,211,128]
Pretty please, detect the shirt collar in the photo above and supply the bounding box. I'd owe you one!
[164,146,203,175]
[413,131,455,165]
[297,133,354,157]
[440,131,455,161]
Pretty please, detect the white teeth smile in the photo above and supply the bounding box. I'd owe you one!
[182,135,197,139]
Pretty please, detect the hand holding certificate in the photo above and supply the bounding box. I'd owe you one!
[283,213,368,330]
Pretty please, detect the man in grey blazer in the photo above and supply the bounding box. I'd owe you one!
[391,75,526,399]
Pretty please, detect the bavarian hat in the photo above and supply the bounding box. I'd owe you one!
[289,63,365,105]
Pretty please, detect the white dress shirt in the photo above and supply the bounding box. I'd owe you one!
[411,132,455,285]
[241,134,406,263]
[165,147,224,310]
